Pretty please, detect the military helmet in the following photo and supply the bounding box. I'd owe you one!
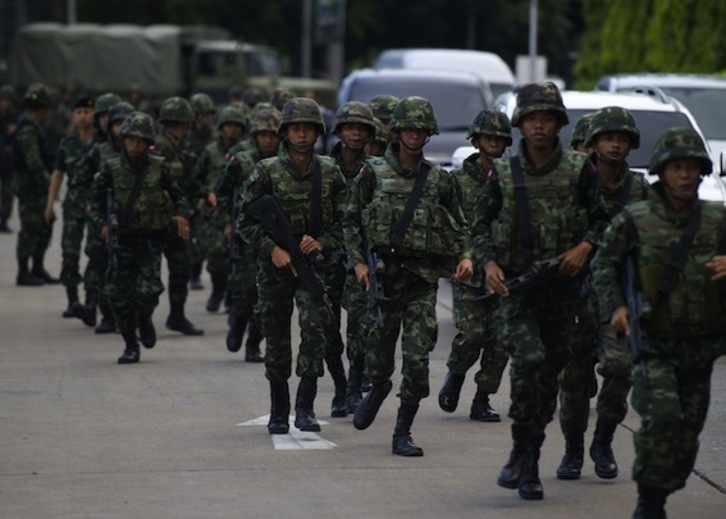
[159,96,194,124]
[369,95,400,122]
[585,106,640,149]
[94,92,122,115]
[569,112,595,147]
[250,107,282,135]
[120,111,156,143]
[371,117,387,144]
[333,101,375,134]
[190,92,216,115]
[390,96,439,135]
[277,97,325,136]
[23,83,51,108]
[270,88,296,111]
[243,87,267,108]
[511,81,568,127]
[216,105,247,129]
[649,127,712,177]
[108,101,135,124]
[251,101,274,117]
[466,109,512,145]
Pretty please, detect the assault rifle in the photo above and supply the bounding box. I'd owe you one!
[364,238,387,328]
[622,255,651,387]
[106,187,121,268]
[477,257,561,306]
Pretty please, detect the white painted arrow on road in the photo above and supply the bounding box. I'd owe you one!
[238,415,337,450]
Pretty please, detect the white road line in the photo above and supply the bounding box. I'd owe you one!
[238,415,337,450]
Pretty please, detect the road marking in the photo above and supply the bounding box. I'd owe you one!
[238,415,337,450]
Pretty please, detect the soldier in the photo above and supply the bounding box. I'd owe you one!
[44,94,96,317]
[364,117,387,157]
[569,112,594,154]
[92,112,192,364]
[215,107,281,361]
[557,107,650,481]
[368,94,400,143]
[238,97,346,435]
[270,88,295,111]
[438,109,512,423]
[471,82,608,499]
[155,97,204,336]
[0,84,18,233]
[193,105,246,312]
[344,96,472,456]
[592,127,726,518]
[13,83,59,286]
[242,87,268,110]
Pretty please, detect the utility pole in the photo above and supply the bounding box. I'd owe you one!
[529,0,538,83]
[67,0,77,24]
[302,0,312,77]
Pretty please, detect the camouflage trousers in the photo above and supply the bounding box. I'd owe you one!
[16,191,52,260]
[60,197,88,288]
[365,264,438,404]
[631,334,723,493]
[448,284,508,395]
[163,234,190,308]
[198,217,228,278]
[228,244,257,322]
[343,270,370,374]
[323,258,346,362]
[0,169,12,222]
[83,221,109,295]
[499,279,578,436]
[255,259,331,383]
[105,236,165,336]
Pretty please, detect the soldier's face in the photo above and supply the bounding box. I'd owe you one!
[196,113,214,129]
[660,158,702,201]
[124,136,150,162]
[73,107,94,130]
[285,123,317,153]
[595,132,631,162]
[255,131,280,157]
[220,122,243,142]
[399,128,429,151]
[474,134,508,159]
[98,113,110,132]
[520,111,559,150]
[339,123,370,150]
[365,141,386,157]
[111,121,123,139]
[572,142,590,154]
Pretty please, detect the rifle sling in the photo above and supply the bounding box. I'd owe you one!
[120,161,150,224]
[309,160,322,238]
[391,161,431,249]
[657,201,702,298]
[509,156,535,265]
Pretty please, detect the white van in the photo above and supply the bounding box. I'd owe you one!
[374,48,515,98]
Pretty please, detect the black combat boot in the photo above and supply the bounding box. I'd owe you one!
[16,257,44,286]
[118,331,140,364]
[556,435,584,480]
[189,262,204,290]
[345,365,364,413]
[438,370,466,412]
[72,291,98,327]
[632,484,668,519]
[392,402,424,457]
[353,379,393,430]
[519,434,545,500]
[590,419,618,479]
[95,302,116,334]
[226,315,246,353]
[498,425,534,489]
[268,381,290,435]
[244,320,264,363]
[166,303,204,336]
[31,253,59,284]
[326,355,349,417]
[294,377,321,432]
[470,388,501,422]
[205,273,227,312]
[138,312,156,349]
[63,286,79,318]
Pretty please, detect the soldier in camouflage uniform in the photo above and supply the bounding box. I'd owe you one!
[327,101,376,417]
[193,106,246,313]
[215,107,281,361]
[44,95,96,317]
[155,97,204,336]
[438,109,511,423]
[471,82,609,499]
[270,88,296,111]
[13,83,59,286]
[557,107,650,481]
[569,113,594,154]
[239,97,346,435]
[0,85,18,233]
[92,112,192,364]
[364,117,387,157]
[369,95,399,143]
[592,127,726,518]
[344,96,472,457]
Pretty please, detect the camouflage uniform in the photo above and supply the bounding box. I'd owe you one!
[471,83,609,499]
[92,112,191,364]
[0,85,18,231]
[569,112,594,151]
[439,109,512,422]
[592,127,726,517]
[369,94,400,143]
[270,88,295,111]
[238,97,346,434]
[344,96,470,457]
[558,106,651,481]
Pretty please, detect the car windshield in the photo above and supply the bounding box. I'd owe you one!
[655,87,726,140]
[348,77,488,131]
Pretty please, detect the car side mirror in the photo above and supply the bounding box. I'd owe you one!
[721,151,726,177]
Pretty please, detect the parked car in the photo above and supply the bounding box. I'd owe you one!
[338,68,493,167]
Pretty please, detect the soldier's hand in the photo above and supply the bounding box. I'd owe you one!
[557,241,593,277]
[272,246,297,275]
[84,204,91,216]
[354,262,370,291]
[453,258,474,283]
[172,215,190,240]
[300,234,322,255]
[484,260,508,296]
[224,223,232,245]
[207,192,217,208]
[44,206,56,225]
[611,305,630,335]
[706,255,726,280]
[101,225,109,243]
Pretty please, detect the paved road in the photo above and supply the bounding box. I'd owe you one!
[1,218,724,518]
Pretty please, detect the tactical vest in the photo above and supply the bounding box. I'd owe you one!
[362,157,462,258]
[492,152,590,272]
[109,154,173,234]
[205,140,229,188]
[155,136,187,185]
[98,141,120,169]
[601,169,649,218]
[630,200,726,336]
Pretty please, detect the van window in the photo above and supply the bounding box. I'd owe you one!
[656,88,726,140]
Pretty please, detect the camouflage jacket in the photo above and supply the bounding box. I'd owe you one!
[592,157,651,217]
[471,138,609,274]
[77,134,122,205]
[329,141,367,187]
[54,131,94,206]
[13,113,53,194]
[193,137,238,199]
[592,182,726,336]
[153,133,198,199]
[216,147,265,227]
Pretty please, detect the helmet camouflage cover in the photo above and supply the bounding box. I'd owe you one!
[120,111,155,143]
[216,105,247,129]
[511,81,568,127]
[94,92,122,115]
[390,96,439,135]
[371,117,387,144]
[649,127,712,176]
[369,94,400,122]
[250,107,282,135]
[277,97,325,136]
[333,101,375,134]
[190,92,216,115]
[467,109,512,145]
[23,83,51,107]
[270,88,296,110]
[569,112,595,146]
[159,96,194,124]
[108,101,135,124]
[584,106,640,149]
